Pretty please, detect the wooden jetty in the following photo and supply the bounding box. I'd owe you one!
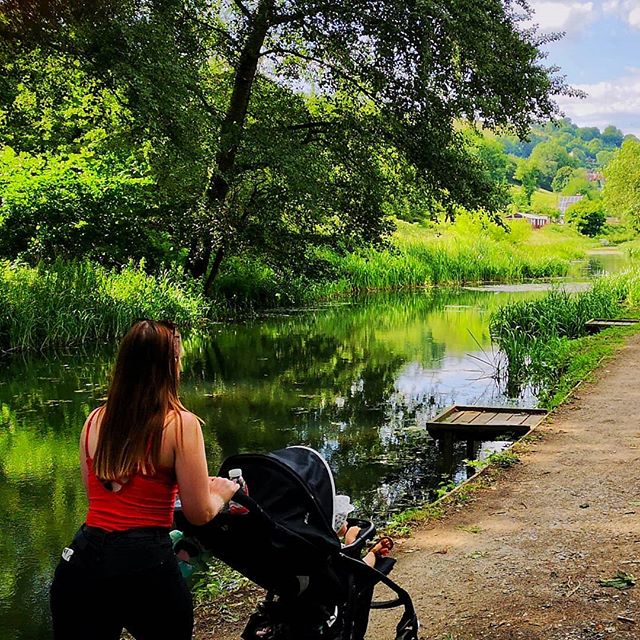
[426,405,548,440]
[585,318,639,334]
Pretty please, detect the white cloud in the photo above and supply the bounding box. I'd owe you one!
[629,6,640,25]
[602,0,640,27]
[528,1,596,35]
[557,70,640,134]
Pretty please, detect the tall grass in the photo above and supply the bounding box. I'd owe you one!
[0,260,209,351]
[204,216,594,309]
[324,216,591,291]
[489,270,640,405]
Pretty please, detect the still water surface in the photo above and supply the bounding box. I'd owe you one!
[0,255,627,638]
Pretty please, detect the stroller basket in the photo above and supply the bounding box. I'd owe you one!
[174,446,418,640]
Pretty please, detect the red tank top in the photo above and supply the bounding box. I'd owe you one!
[84,409,179,532]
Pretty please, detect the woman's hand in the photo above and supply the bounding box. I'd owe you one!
[209,476,239,504]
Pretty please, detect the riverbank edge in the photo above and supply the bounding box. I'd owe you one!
[189,322,640,632]
[383,322,640,537]
[1,227,593,352]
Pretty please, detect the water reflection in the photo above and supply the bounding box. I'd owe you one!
[0,288,544,639]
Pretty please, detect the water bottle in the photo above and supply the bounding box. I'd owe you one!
[228,468,249,515]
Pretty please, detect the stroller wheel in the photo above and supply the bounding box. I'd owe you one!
[395,614,419,640]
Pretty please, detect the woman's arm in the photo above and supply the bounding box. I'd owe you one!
[79,414,94,497]
[174,412,237,525]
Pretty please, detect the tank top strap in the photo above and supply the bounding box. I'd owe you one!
[84,408,101,461]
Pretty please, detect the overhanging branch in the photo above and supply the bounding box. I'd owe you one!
[232,0,253,21]
[260,47,378,102]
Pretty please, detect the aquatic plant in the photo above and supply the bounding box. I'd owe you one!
[0,260,209,351]
[490,270,640,405]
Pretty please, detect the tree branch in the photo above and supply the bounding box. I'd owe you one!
[261,47,378,102]
[232,0,253,21]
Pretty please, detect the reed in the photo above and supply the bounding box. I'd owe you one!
[489,270,640,405]
[0,260,209,351]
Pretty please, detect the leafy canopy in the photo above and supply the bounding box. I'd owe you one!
[1,0,570,288]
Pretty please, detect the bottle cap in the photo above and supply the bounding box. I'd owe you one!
[228,468,243,480]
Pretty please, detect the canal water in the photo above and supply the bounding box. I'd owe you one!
[0,252,628,638]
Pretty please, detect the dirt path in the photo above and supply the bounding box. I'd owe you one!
[199,335,640,640]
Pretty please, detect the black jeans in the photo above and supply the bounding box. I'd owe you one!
[50,525,193,640]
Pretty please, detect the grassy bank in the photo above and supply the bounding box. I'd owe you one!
[218,216,594,307]
[0,260,209,351]
[0,216,594,350]
[490,270,640,407]
[325,217,590,291]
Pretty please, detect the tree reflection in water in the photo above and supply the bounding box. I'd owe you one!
[0,288,540,639]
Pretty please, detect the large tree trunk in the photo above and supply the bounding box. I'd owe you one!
[187,0,274,287]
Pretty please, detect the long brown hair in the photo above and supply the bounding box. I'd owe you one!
[93,319,186,481]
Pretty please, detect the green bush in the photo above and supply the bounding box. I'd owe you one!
[565,198,606,237]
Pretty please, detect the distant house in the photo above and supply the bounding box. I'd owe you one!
[558,195,583,219]
[507,212,550,229]
[587,170,604,184]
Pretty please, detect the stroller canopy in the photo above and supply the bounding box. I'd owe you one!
[218,445,340,551]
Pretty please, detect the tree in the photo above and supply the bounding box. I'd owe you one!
[562,169,597,197]
[602,125,624,148]
[577,126,600,142]
[565,198,605,237]
[1,1,570,294]
[552,166,574,193]
[604,138,640,231]
[528,141,576,190]
[515,159,542,206]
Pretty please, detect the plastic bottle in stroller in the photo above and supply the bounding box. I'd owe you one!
[228,468,249,515]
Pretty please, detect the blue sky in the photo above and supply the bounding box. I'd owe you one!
[528,1,640,134]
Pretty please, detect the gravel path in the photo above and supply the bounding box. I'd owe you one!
[368,334,640,639]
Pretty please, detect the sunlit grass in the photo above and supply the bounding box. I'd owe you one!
[322,215,592,292]
[490,270,640,406]
[0,260,209,350]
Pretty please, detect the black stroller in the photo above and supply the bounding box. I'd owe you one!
[174,446,419,640]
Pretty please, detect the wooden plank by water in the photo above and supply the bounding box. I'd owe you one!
[455,411,481,424]
[585,318,639,334]
[427,405,548,440]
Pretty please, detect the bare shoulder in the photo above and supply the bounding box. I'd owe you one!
[166,409,202,441]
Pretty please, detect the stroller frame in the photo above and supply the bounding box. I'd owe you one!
[174,447,419,640]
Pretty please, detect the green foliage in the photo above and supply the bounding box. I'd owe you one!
[529,140,576,190]
[464,450,520,471]
[327,215,585,290]
[191,560,251,604]
[1,0,569,291]
[604,138,640,231]
[598,571,636,590]
[501,118,626,162]
[562,169,598,198]
[565,199,606,237]
[434,478,457,500]
[552,166,574,192]
[384,504,444,538]
[490,271,640,405]
[601,126,625,148]
[0,146,166,265]
[0,260,209,350]
[515,159,541,205]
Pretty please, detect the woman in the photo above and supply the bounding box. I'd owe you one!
[50,319,238,640]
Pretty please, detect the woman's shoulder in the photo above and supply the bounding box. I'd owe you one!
[166,409,202,433]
